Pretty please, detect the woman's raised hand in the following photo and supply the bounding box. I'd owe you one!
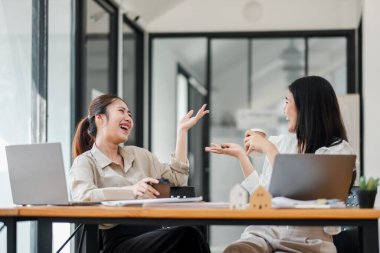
[132,177,160,199]
[205,143,245,158]
[178,104,209,132]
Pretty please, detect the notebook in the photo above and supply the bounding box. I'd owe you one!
[268,154,356,201]
[5,143,98,205]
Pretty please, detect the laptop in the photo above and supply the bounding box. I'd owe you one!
[5,143,97,205]
[268,154,356,201]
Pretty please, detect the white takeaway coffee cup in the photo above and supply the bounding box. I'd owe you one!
[248,128,267,156]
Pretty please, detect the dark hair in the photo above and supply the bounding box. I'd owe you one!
[72,94,127,158]
[288,76,347,153]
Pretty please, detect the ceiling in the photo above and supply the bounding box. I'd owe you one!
[116,0,363,32]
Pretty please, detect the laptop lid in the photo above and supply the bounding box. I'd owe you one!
[268,154,356,201]
[5,143,70,205]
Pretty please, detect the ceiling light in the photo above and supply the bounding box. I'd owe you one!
[242,0,263,23]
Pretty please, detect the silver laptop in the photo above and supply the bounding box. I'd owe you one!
[268,154,356,201]
[5,143,97,205]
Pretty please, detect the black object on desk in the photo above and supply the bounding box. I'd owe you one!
[170,187,195,198]
[152,178,196,198]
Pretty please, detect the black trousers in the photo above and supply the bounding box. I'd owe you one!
[102,225,210,253]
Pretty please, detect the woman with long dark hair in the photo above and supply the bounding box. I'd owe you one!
[70,94,210,253]
[206,76,356,253]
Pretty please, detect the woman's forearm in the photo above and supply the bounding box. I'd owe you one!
[174,129,188,163]
[174,105,208,164]
[237,154,255,177]
[264,143,278,167]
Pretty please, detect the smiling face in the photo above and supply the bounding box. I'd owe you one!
[95,99,134,144]
[284,90,298,133]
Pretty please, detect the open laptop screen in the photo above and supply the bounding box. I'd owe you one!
[5,143,70,205]
[268,154,356,201]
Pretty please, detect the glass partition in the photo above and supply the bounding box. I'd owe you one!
[308,37,347,94]
[122,23,137,145]
[48,0,73,251]
[151,38,207,161]
[209,39,249,251]
[250,38,305,169]
[85,0,111,105]
[0,0,33,252]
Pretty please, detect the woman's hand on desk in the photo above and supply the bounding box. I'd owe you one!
[132,178,160,199]
[205,143,246,159]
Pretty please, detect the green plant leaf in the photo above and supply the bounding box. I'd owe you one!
[359,176,379,190]
[367,177,375,190]
[359,176,367,190]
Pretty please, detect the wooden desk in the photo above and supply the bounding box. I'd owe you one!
[13,206,380,253]
[17,205,380,219]
[0,207,19,253]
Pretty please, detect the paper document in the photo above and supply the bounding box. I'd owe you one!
[272,197,346,209]
[102,196,203,207]
[143,201,230,209]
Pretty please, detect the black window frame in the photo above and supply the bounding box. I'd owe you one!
[32,0,48,144]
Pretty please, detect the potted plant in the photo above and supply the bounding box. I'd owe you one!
[358,176,379,208]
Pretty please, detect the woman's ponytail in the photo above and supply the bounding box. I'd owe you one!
[72,117,94,159]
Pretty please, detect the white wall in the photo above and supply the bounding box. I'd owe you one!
[363,0,380,179]
[362,0,380,246]
[128,0,363,32]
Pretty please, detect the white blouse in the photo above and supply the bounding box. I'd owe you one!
[240,134,357,235]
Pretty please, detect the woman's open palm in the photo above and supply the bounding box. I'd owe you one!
[205,143,245,158]
[178,104,209,131]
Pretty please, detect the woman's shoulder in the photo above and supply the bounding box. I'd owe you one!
[268,133,297,152]
[72,150,96,168]
[268,133,296,143]
[316,140,355,155]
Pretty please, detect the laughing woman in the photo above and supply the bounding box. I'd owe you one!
[70,94,210,253]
